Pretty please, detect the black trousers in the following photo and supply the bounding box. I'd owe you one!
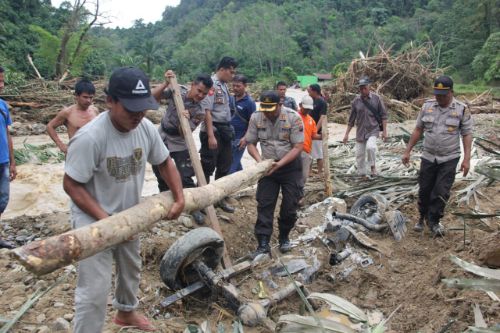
[255,158,303,237]
[153,150,195,192]
[418,157,459,227]
[199,130,232,183]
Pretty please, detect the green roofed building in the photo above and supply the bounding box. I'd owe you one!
[296,75,318,88]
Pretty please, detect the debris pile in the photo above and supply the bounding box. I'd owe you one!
[324,44,438,124]
[323,44,500,124]
[0,79,164,136]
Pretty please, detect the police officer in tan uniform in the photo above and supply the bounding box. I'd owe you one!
[200,56,238,213]
[152,70,213,224]
[402,76,473,237]
[246,91,304,255]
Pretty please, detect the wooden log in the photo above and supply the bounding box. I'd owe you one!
[27,54,43,80]
[6,101,46,108]
[322,118,332,196]
[168,75,232,268]
[10,160,273,276]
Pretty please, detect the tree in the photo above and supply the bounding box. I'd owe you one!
[472,32,500,83]
[55,0,100,80]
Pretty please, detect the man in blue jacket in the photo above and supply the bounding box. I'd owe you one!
[229,74,256,173]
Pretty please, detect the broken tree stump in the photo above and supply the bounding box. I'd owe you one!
[10,160,273,276]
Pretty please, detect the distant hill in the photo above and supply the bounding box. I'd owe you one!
[1,0,499,84]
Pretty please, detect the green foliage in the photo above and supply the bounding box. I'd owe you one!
[281,67,298,84]
[454,83,500,98]
[1,0,500,85]
[29,25,60,78]
[14,143,65,165]
[472,32,500,83]
[332,62,348,78]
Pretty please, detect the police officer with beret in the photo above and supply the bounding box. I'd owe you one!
[246,91,304,255]
[200,56,238,212]
[402,76,473,237]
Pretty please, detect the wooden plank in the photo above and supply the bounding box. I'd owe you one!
[322,117,332,196]
[167,75,232,268]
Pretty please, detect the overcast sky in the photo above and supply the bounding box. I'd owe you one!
[51,0,181,28]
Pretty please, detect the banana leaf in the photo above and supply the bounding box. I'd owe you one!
[450,256,500,280]
[276,314,356,333]
[307,292,367,323]
[442,278,500,293]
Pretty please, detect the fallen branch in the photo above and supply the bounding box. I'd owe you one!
[27,54,43,80]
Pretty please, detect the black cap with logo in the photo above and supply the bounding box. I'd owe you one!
[259,90,280,112]
[106,67,159,112]
[433,75,453,95]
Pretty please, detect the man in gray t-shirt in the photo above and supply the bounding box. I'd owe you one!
[151,70,213,224]
[64,67,184,333]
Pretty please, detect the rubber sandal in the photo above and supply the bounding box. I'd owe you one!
[113,315,156,332]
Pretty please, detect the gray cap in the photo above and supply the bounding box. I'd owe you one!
[357,76,371,87]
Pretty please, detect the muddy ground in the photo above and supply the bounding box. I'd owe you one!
[0,101,499,332]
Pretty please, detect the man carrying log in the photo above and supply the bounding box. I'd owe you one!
[246,91,304,255]
[402,76,473,237]
[152,70,213,225]
[47,78,99,154]
[0,66,16,249]
[200,56,238,213]
[343,77,388,178]
[63,67,184,332]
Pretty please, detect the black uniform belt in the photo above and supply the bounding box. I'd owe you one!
[212,121,231,127]
[162,123,181,136]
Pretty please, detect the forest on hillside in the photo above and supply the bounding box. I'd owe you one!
[0,0,499,85]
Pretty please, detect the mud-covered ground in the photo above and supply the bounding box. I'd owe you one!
[0,105,499,332]
[1,175,499,332]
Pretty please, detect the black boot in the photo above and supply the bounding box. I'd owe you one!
[413,217,425,232]
[191,210,205,225]
[217,198,235,213]
[279,230,292,253]
[253,235,270,257]
[0,238,15,249]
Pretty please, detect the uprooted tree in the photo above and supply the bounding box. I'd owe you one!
[55,0,101,81]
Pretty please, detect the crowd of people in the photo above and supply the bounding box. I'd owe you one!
[0,55,473,331]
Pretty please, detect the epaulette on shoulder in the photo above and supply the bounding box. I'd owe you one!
[454,99,467,108]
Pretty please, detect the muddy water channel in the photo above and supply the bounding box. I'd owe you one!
[7,89,352,220]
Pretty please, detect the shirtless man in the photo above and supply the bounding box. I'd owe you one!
[47,79,99,153]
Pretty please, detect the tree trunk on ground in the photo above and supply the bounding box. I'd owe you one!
[11,160,272,276]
